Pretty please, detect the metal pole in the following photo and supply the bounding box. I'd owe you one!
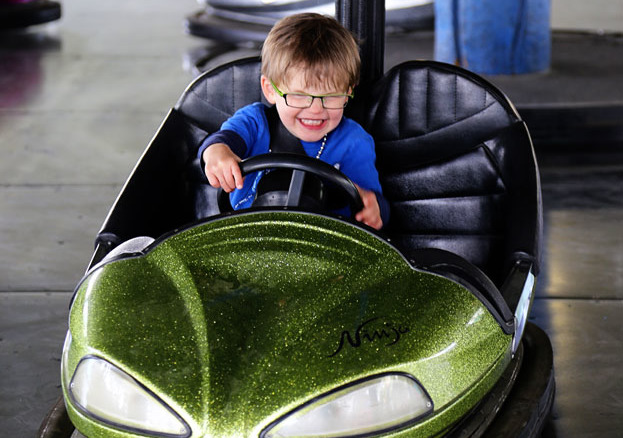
[336,0,385,86]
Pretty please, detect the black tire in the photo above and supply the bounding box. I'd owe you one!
[483,322,556,437]
[37,395,74,438]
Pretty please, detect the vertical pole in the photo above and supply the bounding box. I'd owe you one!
[336,0,385,86]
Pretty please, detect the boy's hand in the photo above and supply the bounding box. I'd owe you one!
[354,185,383,230]
[202,143,244,192]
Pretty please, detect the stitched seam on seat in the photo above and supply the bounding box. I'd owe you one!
[456,97,498,127]
[482,84,487,109]
[426,68,431,132]
[382,180,505,198]
[398,68,403,138]
[390,192,506,203]
[184,90,232,121]
[482,143,508,192]
[390,232,503,239]
[230,66,236,111]
[390,225,504,240]
[378,99,501,143]
[454,74,458,123]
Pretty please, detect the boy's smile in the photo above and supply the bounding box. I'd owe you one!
[261,72,348,143]
[299,118,325,128]
[295,103,330,135]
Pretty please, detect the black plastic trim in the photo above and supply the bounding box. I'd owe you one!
[407,248,515,334]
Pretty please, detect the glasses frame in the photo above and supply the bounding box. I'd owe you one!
[270,79,354,109]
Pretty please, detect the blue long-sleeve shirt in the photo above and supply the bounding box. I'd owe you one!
[198,102,389,224]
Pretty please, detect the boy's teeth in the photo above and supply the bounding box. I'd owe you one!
[301,119,322,126]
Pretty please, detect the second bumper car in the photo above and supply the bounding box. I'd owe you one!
[0,0,61,29]
[185,0,434,43]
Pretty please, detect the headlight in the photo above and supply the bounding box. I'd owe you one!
[262,373,433,437]
[68,356,190,437]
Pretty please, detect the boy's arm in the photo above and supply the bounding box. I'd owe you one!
[198,129,248,192]
[197,103,268,191]
[197,129,247,163]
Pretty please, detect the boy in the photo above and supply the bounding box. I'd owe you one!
[199,13,388,230]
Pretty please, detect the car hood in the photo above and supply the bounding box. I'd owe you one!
[65,211,510,437]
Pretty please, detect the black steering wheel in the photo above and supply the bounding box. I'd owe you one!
[217,153,364,217]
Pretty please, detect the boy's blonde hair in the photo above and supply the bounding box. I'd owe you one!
[261,13,360,92]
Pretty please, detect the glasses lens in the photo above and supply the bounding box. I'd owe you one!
[285,94,313,108]
[282,93,349,109]
[322,96,349,109]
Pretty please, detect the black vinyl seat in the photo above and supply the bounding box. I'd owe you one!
[365,61,542,286]
[93,57,541,298]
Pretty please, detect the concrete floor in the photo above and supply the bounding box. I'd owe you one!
[1,1,622,437]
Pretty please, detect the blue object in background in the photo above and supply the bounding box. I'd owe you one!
[434,0,551,75]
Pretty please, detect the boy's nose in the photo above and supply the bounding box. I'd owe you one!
[308,96,324,112]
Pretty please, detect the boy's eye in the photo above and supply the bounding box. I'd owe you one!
[321,95,349,108]
[286,94,313,107]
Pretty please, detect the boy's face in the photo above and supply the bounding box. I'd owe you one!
[261,70,349,143]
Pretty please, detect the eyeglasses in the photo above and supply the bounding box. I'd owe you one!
[270,79,353,109]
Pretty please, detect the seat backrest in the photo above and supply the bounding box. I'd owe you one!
[176,56,264,133]
[366,61,541,285]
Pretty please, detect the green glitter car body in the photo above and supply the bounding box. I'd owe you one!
[61,211,515,437]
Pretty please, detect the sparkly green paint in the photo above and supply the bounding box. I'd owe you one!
[63,212,512,437]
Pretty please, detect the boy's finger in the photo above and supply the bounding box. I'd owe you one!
[206,169,236,192]
[355,192,383,230]
[231,163,244,189]
[362,190,375,207]
[221,169,236,193]
[206,171,221,189]
[357,213,382,230]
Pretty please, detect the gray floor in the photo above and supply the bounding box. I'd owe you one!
[1,1,622,437]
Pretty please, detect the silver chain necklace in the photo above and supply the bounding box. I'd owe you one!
[315,134,328,159]
[269,134,328,158]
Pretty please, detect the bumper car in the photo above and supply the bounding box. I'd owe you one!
[185,0,434,43]
[38,2,554,437]
[0,0,61,29]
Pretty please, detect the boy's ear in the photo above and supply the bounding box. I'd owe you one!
[261,75,277,105]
